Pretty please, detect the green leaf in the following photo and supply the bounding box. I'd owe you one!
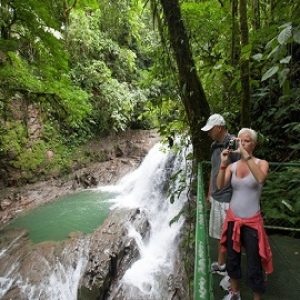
[278,25,292,45]
[280,56,291,64]
[252,53,263,61]
[261,66,279,81]
[267,45,280,59]
[265,37,276,49]
[213,64,222,70]
[290,143,300,150]
[281,200,294,211]
[293,29,300,44]
[278,68,290,87]
[278,22,292,29]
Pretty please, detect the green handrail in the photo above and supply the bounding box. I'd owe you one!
[194,161,213,300]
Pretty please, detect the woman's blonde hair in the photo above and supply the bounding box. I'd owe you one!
[238,128,257,143]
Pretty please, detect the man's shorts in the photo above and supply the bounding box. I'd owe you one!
[209,196,229,240]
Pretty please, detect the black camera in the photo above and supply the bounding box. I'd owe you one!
[228,139,239,151]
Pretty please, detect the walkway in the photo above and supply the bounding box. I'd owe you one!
[210,233,300,299]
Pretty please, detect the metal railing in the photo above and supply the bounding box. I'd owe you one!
[194,161,213,300]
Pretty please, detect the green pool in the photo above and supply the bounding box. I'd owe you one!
[7,190,116,243]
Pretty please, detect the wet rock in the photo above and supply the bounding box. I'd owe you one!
[0,199,13,210]
[0,226,90,300]
[114,146,123,157]
[74,172,98,189]
[0,211,11,224]
[79,208,150,299]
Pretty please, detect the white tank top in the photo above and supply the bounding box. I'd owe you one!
[229,160,263,218]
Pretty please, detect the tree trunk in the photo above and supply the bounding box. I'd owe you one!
[63,0,78,31]
[0,0,11,39]
[239,0,250,127]
[252,0,260,30]
[231,0,240,66]
[159,0,211,161]
[269,0,275,24]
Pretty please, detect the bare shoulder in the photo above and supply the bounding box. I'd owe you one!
[226,162,234,173]
[257,158,269,165]
[256,158,269,172]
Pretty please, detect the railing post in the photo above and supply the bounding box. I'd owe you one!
[194,161,213,300]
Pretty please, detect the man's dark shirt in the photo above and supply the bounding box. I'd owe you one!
[210,133,240,203]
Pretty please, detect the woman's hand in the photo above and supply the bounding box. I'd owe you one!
[217,149,232,189]
[220,148,230,166]
[236,138,251,160]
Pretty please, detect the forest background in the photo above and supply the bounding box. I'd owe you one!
[0,1,299,233]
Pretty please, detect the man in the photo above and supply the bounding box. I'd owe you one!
[201,113,239,277]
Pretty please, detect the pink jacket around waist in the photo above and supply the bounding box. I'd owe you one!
[220,208,273,274]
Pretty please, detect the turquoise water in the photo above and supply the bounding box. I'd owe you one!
[7,190,116,243]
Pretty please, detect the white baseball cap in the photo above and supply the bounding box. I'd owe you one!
[201,113,226,131]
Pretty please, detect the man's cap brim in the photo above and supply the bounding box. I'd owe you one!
[201,124,213,131]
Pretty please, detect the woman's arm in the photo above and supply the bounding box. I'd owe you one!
[216,149,232,189]
[246,158,269,183]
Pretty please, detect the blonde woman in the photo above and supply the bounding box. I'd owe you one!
[217,128,273,300]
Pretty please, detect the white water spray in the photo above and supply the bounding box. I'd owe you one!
[99,142,192,299]
[0,236,89,300]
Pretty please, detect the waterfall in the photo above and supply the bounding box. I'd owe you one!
[0,141,191,300]
[0,233,90,300]
[99,142,192,299]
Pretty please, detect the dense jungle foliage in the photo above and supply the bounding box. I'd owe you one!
[0,1,299,293]
[0,0,298,175]
[0,0,300,180]
[0,1,299,221]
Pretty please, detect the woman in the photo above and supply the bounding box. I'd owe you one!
[217,128,273,300]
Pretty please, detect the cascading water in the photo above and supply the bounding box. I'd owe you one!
[0,229,90,300]
[99,142,192,299]
[0,141,191,300]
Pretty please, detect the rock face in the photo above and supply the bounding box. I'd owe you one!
[0,208,151,300]
[0,205,190,300]
[79,208,150,300]
[0,130,160,226]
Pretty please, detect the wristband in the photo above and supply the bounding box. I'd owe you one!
[220,165,227,170]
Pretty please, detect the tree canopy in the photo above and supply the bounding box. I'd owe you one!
[0,0,299,185]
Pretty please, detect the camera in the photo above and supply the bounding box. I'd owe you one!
[228,139,239,151]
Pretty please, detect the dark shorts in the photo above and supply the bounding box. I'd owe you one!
[226,221,266,294]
